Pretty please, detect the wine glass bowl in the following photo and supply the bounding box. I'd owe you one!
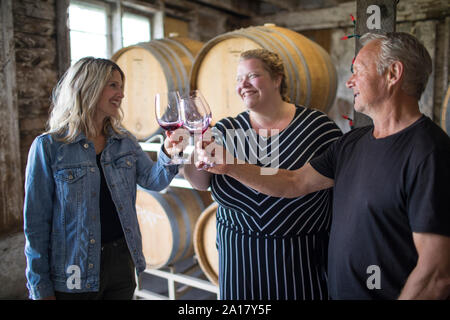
[154,91,185,164]
[180,90,214,169]
[180,90,212,135]
[155,91,183,129]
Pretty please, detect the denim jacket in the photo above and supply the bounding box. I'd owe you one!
[23,129,178,299]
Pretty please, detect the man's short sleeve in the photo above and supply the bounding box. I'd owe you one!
[309,139,338,180]
[407,148,450,236]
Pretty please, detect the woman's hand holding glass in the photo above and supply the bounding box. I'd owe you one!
[194,129,234,174]
[179,90,213,168]
[155,91,188,164]
[156,89,215,166]
[163,128,189,161]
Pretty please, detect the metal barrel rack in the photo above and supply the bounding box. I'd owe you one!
[134,141,218,300]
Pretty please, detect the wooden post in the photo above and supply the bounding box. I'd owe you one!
[0,0,23,235]
[153,11,165,40]
[111,0,123,55]
[56,0,71,77]
[440,17,450,135]
[353,0,398,127]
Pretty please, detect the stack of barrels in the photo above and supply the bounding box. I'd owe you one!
[111,35,204,140]
[112,24,338,285]
[135,186,214,270]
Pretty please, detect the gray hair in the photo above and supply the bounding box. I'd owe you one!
[360,32,432,99]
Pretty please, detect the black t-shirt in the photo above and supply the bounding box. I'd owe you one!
[310,115,450,299]
[96,152,124,244]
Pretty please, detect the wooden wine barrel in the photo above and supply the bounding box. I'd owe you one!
[190,24,337,124]
[136,187,206,269]
[193,202,219,286]
[197,190,214,208]
[112,36,204,140]
[441,85,450,134]
[178,167,214,208]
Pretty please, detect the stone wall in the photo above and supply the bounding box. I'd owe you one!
[0,0,23,237]
[0,233,27,299]
[13,0,59,185]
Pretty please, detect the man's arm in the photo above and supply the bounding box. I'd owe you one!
[398,232,450,299]
[227,162,333,198]
[203,155,334,198]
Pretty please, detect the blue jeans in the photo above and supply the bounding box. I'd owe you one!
[55,237,136,300]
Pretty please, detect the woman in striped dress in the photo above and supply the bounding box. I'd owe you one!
[184,49,341,299]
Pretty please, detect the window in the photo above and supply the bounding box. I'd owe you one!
[68,1,154,65]
[122,12,151,47]
[68,0,109,65]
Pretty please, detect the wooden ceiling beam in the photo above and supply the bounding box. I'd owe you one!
[184,0,253,17]
[258,0,299,11]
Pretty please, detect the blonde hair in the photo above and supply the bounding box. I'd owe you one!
[46,57,125,142]
[240,49,290,102]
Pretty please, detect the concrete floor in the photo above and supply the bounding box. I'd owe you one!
[134,256,218,300]
[0,232,217,300]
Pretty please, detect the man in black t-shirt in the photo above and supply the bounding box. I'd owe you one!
[197,32,450,299]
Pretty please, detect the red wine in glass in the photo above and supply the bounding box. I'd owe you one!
[183,114,211,135]
[155,91,184,164]
[158,121,184,132]
[180,90,214,168]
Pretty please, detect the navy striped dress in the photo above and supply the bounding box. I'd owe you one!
[210,106,342,300]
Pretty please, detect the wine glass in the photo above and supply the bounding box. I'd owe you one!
[155,91,185,164]
[180,90,213,167]
[180,90,211,135]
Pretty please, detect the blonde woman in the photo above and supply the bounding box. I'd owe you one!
[23,57,180,300]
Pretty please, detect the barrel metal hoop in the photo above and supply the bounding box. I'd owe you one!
[194,202,219,285]
[168,190,193,262]
[150,41,186,94]
[190,190,206,212]
[162,38,195,61]
[139,189,180,267]
[139,42,177,93]
[255,26,312,107]
[158,38,193,95]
